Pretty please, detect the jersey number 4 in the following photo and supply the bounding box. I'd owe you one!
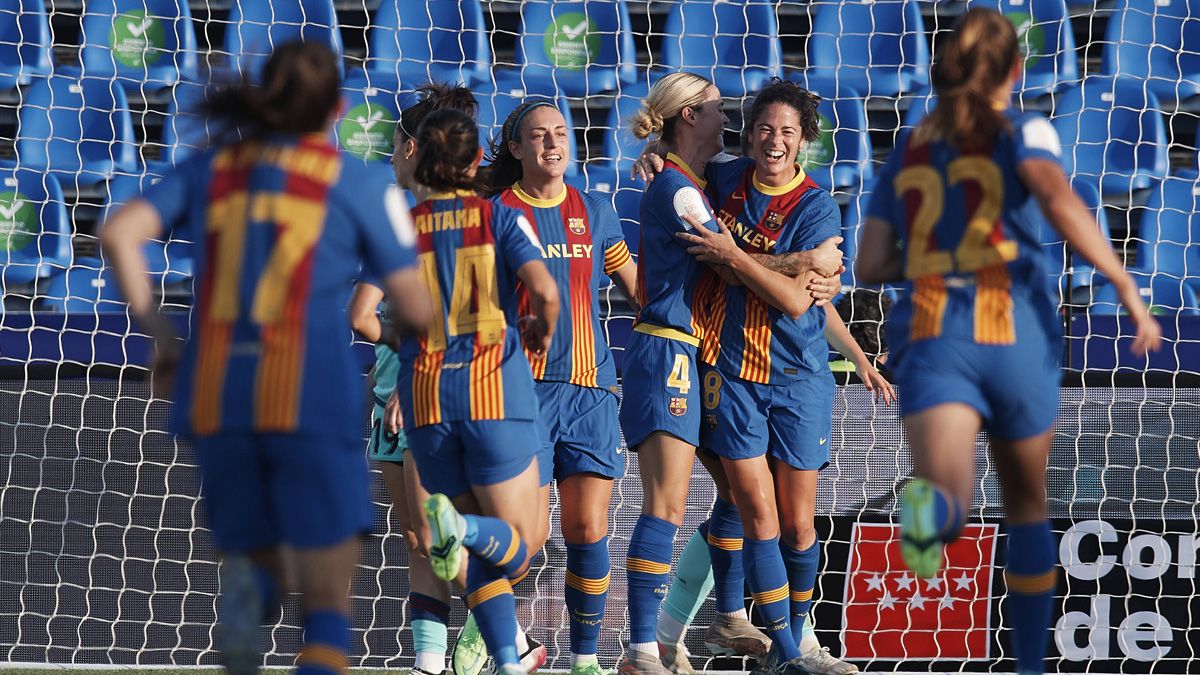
[420,245,506,351]
[895,157,1018,279]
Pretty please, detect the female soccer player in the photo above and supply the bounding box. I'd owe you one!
[856,9,1160,675]
[478,99,637,675]
[348,81,479,675]
[99,41,431,675]
[398,107,560,675]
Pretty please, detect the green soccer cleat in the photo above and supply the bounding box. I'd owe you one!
[900,478,944,579]
[570,660,607,675]
[425,493,466,582]
[453,613,488,675]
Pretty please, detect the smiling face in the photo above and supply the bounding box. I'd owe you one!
[750,102,802,182]
[510,105,571,181]
[683,85,728,159]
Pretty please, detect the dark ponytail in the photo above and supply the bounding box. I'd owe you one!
[201,40,340,141]
[919,8,1019,148]
[484,100,556,196]
[397,82,479,141]
[414,108,482,193]
[745,78,822,150]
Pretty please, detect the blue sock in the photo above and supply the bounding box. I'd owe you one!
[1005,521,1056,675]
[626,514,678,645]
[932,486,965,542]
[410,592,450,664]
[565,538,611,656]
[706,499,745,614]
[780,539,820,647]
[462,514,527,578]
[466,557,519,667]
[253,564,280,621]
[745,537,798,662]
[661,524,715,628]
[296,610,349,675]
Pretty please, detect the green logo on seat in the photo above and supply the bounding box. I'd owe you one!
[800,113,836,170]
[338,102,397,160]
[1006,12,1046,69]
[0,191,36,251]
[110,10,166,68]
[544,12,598,70]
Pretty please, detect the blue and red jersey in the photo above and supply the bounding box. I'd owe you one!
[866,108,1063,350]
[140,133,418,439]
[700,157,841,385]
[634,152,722,346]
[494,182,631,391]
[396,192,545,427]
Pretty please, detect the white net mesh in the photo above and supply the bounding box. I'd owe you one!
[2,0,1199,673]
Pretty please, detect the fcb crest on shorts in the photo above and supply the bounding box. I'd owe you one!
[669,397,688,416]
[568,217,587,236]
[764,210,785,231]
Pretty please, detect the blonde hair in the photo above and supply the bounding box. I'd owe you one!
[630,72,715,144]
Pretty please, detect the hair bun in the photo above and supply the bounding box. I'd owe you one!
[630,105,665,140]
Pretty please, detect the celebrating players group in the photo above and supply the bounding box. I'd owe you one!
[98,8,1162,675]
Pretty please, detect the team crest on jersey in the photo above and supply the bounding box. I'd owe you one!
[764,210,785,231]
[669,397,688,417]
[568,217,587,236]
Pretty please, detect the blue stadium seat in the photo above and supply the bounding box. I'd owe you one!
[659,0,782,98]
[1052,75,1169,198]
[337,71,406,162]
[0,164,71,287]
[17,70,138,187]
[368,0,490,86]
[1039,178,1111,294]
[475,83,579,177]
[902,87,935,128]
[969,0,1077,97]
[0,0,53,90]
[600,78,651,170]
[1091,274,1200,316]
[1103,0,1200,103]
[80,0,199,93]
[807,0,929,98]
[224,0,344,81]
[567,164,645,255]
[1133,169,1200,296]
[840,180,875,289]
[163,77,210,164]
[41,258,128,313]
[497,0,637,97]
[790,76,873,193]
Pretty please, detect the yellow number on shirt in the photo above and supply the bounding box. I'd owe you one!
[894,157,1018,279]
[420,244,507,352]
[667,353,691,394]
[703,370,722,410]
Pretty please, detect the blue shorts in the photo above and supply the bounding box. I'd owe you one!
[367,399,409,463]
[699,365,834,471]
[536,380,625,483]
[192,432,374,553]
[891,336,1060,440]
[407,419,540,497]
[618,331,701,448]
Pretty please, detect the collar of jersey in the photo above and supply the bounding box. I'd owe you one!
[428,189,476,200]
[512,181,566,208]
[666,152,707,189]
[752,164,807,196]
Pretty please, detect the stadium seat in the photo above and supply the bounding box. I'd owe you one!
[807,0,929,98]
[1090,273,1200,316]
[0,164,71,287]
[1051,75,1169,198]
[80,0,199,93]
[840,180,875,289]
[902,87,935,128]
[968,0,1077,97]
[600,78,651,171]
[567,164,645,255]
[224,0,344,81]
[16,70,138,187]
[1103,0,1200,103]
[790,76,874,193]
[495,0,637,97]
[163,77,210,164]
[336,71,406,162]
[1133,169,1200,296]
[1039,178,1111,294]
[475,83,578,177]
[659,0,782,98]
[40,258,128,313]
[368,0,490,86]
[0,0,53,90]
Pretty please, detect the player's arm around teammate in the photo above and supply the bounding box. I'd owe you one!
[101,41,431,675]
[856,10,1159,675]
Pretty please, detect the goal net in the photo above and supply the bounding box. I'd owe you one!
[1,1,1198,673]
